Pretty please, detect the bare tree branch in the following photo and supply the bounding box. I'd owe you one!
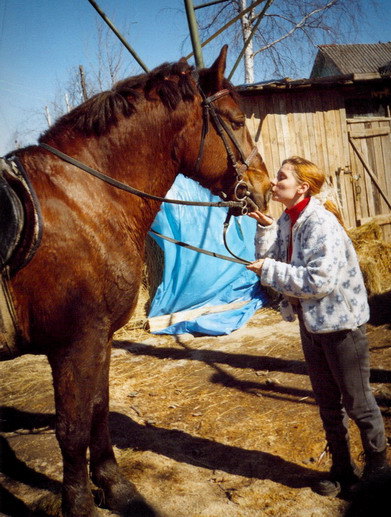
[46,20,134,121]
[252,0,338,57]
[195,0,369,82]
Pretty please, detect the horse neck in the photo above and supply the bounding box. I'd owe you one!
[41,102,198,241]
[61,100,199,195]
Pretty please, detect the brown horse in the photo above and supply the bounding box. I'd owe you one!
[3,46,270,516]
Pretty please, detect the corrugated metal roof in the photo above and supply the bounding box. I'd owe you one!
[313,43,391,76]
[380,60,391,74]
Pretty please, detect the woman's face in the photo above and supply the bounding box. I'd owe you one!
[271,162,306,208]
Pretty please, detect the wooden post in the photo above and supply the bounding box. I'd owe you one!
[349,136,391,210]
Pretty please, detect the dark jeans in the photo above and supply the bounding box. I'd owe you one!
[299,316,386,454]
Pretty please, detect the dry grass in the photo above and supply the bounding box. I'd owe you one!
[2,309,390,517]
[349,222,391,295]
[122,235,164,331]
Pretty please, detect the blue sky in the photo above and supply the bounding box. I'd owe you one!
[1,0,390,155]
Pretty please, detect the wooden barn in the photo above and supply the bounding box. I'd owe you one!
[238,42,391,239]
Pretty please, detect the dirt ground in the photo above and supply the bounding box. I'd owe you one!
[1,301,390,517]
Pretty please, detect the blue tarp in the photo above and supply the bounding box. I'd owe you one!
[148,174,268,335]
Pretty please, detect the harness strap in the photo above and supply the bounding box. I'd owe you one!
[39,143,244,209]
[204,89,231,104]
[200,88,258,179]
[236,146,258,176]
[222,212,251,264]
[194,94,210,175]
[207,105,239,169]
[149,229,250,265]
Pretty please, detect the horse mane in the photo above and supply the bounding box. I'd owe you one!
[41,60,198,139]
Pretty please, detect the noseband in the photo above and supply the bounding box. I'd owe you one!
[195,86,258,215]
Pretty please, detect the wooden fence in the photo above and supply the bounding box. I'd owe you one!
[239,86,391,240]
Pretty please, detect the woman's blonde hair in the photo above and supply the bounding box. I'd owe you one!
[282,156,345,228]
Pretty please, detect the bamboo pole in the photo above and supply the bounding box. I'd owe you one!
[184,0,204,68]
[86,0,149,73]
[184,0,266,60]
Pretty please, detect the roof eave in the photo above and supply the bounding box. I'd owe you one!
[237,72,390,93]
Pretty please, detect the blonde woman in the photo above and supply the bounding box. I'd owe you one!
[247,156,389,497]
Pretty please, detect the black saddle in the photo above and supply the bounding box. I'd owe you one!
[0,156,42,275]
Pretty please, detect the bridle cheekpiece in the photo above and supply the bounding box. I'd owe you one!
[194,83,259,215]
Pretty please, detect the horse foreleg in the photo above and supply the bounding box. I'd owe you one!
[48,346,102,517]
[89,342,157,516]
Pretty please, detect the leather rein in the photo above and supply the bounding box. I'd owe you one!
[40,84,257,265]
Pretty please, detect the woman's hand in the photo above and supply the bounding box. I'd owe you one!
[246,258,264,275]
[247,210,274,226]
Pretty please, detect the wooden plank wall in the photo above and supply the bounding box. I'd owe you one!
[241,88,357,226]
[240,89,391,238]
[347,118,391,240]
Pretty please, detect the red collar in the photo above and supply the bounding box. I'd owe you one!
[285,197,310,226]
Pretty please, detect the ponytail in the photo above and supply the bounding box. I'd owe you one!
[323,200,345,229]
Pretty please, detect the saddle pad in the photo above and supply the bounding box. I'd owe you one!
[0,155,43,274]
[0,172,24,270]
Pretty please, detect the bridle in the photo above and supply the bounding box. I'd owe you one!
[195,86,258,216]
[40,79,258,213]
[193,84,259,264]
[39,79,259,264]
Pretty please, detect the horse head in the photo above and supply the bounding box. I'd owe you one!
[181,45,271,215]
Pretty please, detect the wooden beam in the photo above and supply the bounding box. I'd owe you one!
[348,136,391,210]
[349,128,390,138]
[346,117,391,124]
[148,300,249,332]
[357,214,391,227]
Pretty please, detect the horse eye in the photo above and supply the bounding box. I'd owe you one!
[231,119,245,130]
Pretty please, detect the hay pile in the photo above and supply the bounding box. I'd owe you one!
[348,222,391,296]
[116,236,164,334]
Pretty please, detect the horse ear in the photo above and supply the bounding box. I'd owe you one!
[209,45,228,90]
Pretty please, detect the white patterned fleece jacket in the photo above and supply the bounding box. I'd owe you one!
[254,197,369,333]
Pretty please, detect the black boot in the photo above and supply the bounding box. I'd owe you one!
[362,449,390,481]
[346,449,391,516]
[315,463,361,497]
[314,443,360,497]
